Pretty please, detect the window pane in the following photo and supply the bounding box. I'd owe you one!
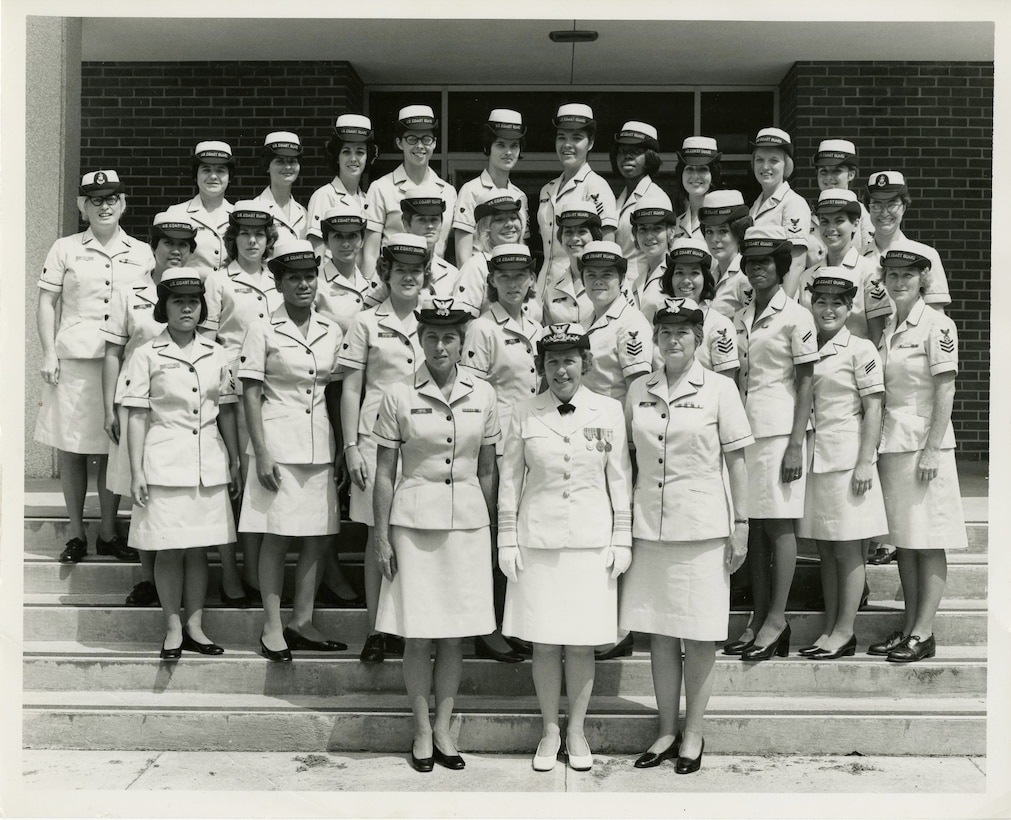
[700,91,775,154]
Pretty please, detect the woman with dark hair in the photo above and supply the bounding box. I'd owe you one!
[622,297,752,773]
[315,203,371,334]
[166,141,235,276]
[811,139,873,251]
[673,137,722,242]
[869,245,967,663]
[628,206,678,313]
[454,109,529,266]
[237,239,347,662]
[36,170,154,566]
[373,299,500,771]
[540,209,602,327]
[611,121,671,291]
[536,103,617,291]
[699,190,754,320]
[307,114,377,258]
[499,322,633,772]
[362,105,456,278]
[122,268,240,659]
[339,234,430,664]
[201,201,283,604]
[728,225,818,662]
[253,132,308,242]
[102,212,197,606]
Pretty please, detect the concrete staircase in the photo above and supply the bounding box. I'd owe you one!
[22,472,988,756]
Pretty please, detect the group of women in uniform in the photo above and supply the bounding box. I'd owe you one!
[35,101,966,774]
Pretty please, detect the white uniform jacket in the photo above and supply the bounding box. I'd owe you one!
[237,306,343,465]
[253,186,308,242]
[372,364,501,531]
[878,299,958,454]
[709,255,754,320]
[306,178,363,241]
[616,176,672,288]
[120,330,237,487]
[861,232,951,307]
[455,251,544,323]
[363,256,461,309]
[39,229,154,359]
[583,297,654,400]
[201,262,284,365]
[315,260,370,334]
[796,248,891,339]
[541,266,595,328]
[498,385,632,551]
[100,276,163,401]
[165,196,233,276]
[625,361,754,542]
[749,182,812,247]
[364,164,457,257]
[453,170,530,239]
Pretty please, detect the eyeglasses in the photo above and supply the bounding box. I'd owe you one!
[87,195,120,207]
[402,135,436,147]
[868,200,904,214]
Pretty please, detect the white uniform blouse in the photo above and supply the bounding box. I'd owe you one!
[237,306,343,465]
[808,328,884,473]
[540,266,595,328]
[306,178,363,242]
[372,364,500,530]
[315,260,370,335]
[749,182,812,248]
[165,197,232,276]
[201,262,284,367]
[734,288,820,439]
[453,170,530,240]
[498,385,632,551]
[39,229,154,360]
[362,256,461,309]
[253,187,308,242]
[583,297,654,401]
[861,233,951,308]
[878,299,958,454]
[615,176,672,288]
[99,277,163,401]
[625,360,754,542]
[796,248,892,339]
[363,164,457,257]
[709,255,753,320]
[454,252,544,323]
[120,330,237,487]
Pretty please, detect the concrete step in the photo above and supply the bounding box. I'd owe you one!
[22,643,987,697]
[21,692,986,755]
[22,602,988,645]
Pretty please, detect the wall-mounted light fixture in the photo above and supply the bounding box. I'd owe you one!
[548,30,599,43]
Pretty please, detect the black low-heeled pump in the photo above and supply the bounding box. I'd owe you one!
[741,623,790,662]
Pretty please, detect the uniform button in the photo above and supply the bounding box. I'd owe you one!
[563,437,570,444]
[306,389,312,394]
[214,250,219,255]
[658,458,663,464]
[445,458,451,464]
[658,435,663,441]
[563,472,571,479]
[661,413,667,419]
[530,368,535,373]
[446,415,452,421]
[407,359,413,364]
[105,280,110,286]
[355,298,361,304]
[446,437,452,443]
[257,296,263,301]
[189,367,195,372]
[193,409,198,415]
[104,298,109,303]
[192,388,197,393]
[104,314,109,320]
[306,349,311,354]
[309,370,314,375]
[105,263,110,268]
[259,313,264,318]
[444,478,451,485]
[657,482,663,488]
[192,430,198,435]
[564,455,571,462]
[305,409,311,414]
[562,491,570,499]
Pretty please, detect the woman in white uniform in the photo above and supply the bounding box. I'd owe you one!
[306,114,377,258]
[454,109,529,266]
[535,103,618,293]
[699,190,754,320]
[101,212,197,606]
[811,139,873,250]
[748,128,813,295]
[540,209,600,328]
[373,300,499,772]
[673,137,721,242]
[253,132,308,242]
[868,245,967,663]
[611,121,671,291]
[165,141,235,277]
[238,239,347,661]
[461,243,542,663]
[622,297,752,773]
[36,170,154,565]
[122,269,240,659]
[795,268,889,659]
[628,206,677,313]
[499,323,633,772]
[729,226,818,661]
[339,234,429,663]
[362,105,456,278]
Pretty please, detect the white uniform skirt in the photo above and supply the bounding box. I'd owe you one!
[105,405,143,497]
[376,526,495,639]
[34,358,109,455]
[878,449,968,551]
[797,467,889,542]
[746,434,807,519]
[129,483,236,551]
[619,538,729,641]
[503,546,618,646]
[238,459,339,536]
[349,434,402,527]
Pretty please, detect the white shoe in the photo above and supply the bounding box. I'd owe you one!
[532,735,561,771]
[566,734,593,771]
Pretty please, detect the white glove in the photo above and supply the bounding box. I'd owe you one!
[498,547,524,583]
[606,546,632,579]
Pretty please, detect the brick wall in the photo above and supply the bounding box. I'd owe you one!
[80,61,365,238]
[781,62,992,457]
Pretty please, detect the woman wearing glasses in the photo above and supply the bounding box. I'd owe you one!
[35,170,155,565]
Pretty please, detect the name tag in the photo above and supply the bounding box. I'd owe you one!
[410,408,432,415]
[118,258,140,265]
[672,402,704,410]
[132,303,153,310]
[638,401,657,407]
[378,331,397,338]
[462,408,481,413]
[159,363,181,370]
[897,342,919,349]
[504,338,522,345]
[235,286,252,294]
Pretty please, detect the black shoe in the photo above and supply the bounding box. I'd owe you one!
[385,634,405,656]
[360,633,386,664]
[160,640,182,661]
[634,733,682,769]
[433,744,466,770]
[742,624,791,662]
[504,635,533,657]
[809,635,857,660]
[58,537,87,564]
[96,534,139,562]
[867,630,908,656]
[474,635,524,663]
[241,580,262,605]
[282,627,347,652]
[595,633,634,660]
[675,738,704,775]
[125,580,159,606]
[181,630,224,655]
[259,636,292,663]
[218,584,249,607]
[887,634,936,663]
[798,644,822,656]
[316,583,366,608]
[867,545,896,565]
[722,635,755,656]
[410,750,434,773]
